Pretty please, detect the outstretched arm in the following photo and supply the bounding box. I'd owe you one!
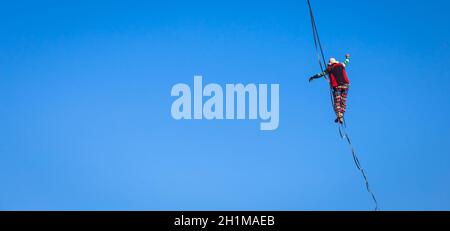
[343,54,350,67]
[308,71,327,82]
[308,54,350,82]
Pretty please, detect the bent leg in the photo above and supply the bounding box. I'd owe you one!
[333,88,343,116]
[340,85,349,115]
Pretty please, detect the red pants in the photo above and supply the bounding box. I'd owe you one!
[333,85,349,116]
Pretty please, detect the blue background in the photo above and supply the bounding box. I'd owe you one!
[1,0,449,210]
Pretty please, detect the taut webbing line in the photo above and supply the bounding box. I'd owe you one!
[306,0,379,211]
[339,125,379,210]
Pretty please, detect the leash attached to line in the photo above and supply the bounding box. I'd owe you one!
[306,0,379,211]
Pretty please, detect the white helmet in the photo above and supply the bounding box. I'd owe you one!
[329,57,338,64]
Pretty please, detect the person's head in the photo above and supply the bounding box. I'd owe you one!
[329,57,338,65]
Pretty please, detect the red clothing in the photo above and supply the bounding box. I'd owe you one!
[326,63,350,88]
[333,85,349,115]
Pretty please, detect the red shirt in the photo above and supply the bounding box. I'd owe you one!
[327,63,350,88]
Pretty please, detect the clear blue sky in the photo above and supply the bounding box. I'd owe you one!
[1,0,449,211]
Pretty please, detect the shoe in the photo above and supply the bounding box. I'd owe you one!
[337,112,344,124]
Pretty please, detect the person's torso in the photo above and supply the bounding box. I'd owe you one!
[329,63,349,86]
